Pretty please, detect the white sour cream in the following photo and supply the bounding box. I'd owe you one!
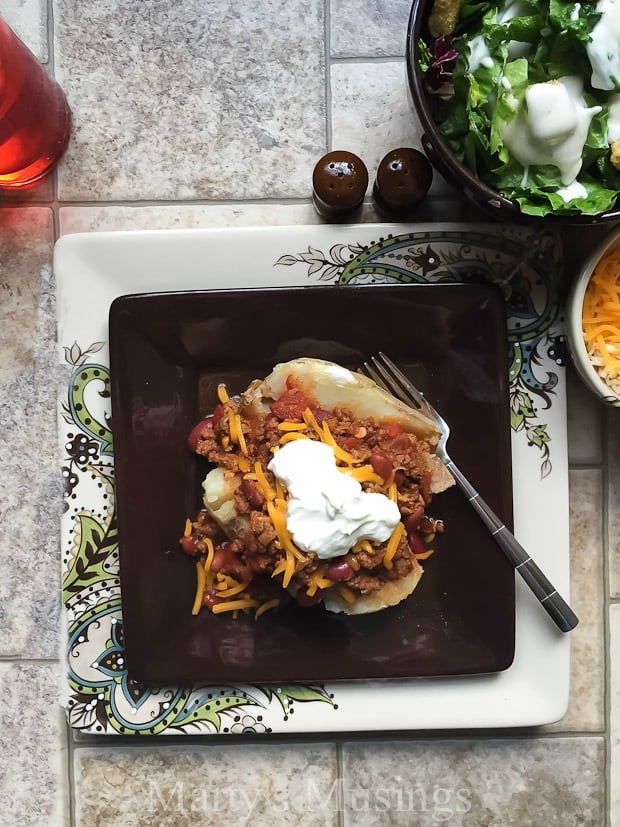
[587,0,620,91]
[267,439,400,559]
[502,78,602,185]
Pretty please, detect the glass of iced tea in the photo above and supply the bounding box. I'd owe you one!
[0,18,72,189]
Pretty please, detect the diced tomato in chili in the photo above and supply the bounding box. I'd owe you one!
[383,422,403,438]
[270,388,315,421]
[342,436,359,450]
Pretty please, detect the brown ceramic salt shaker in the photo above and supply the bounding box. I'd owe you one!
[373,147,433,217]
[312,151,368,219]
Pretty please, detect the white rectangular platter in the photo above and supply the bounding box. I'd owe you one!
[55,223,570,734]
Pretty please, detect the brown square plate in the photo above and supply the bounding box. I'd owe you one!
[109,283,515,684]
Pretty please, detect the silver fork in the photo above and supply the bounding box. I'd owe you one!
[361,352,578,634]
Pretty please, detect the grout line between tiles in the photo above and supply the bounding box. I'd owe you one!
[330,55,406,64]
[336,741,344,827]
[67,719,77,827]
[0,656,61,663]
[602,412,612,827]
[324,0,332,152]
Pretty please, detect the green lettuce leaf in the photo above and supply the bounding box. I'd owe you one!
[428,0,620,217]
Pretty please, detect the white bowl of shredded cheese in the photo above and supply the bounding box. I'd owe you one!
[567,227,620,407]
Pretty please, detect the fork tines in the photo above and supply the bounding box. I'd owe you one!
[362,352,424,411]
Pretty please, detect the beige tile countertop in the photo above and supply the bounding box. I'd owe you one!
[1,1,619,825]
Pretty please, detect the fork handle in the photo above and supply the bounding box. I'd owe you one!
[445,460,578,633]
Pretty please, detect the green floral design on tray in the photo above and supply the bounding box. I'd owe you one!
[62,228,564,735]
[61,347,334,735]
[276,228,564,478]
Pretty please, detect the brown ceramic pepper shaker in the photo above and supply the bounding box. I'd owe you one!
[373,147,433,217]
[312,150,368,219]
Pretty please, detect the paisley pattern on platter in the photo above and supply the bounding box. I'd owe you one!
[276,228,564,478]
[62,228,563,735]
[61,345,334,735]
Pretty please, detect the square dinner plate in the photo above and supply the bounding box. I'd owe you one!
[109,284,514,685]
[56,223,570,733]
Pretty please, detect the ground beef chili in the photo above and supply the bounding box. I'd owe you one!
[180,380,445,615]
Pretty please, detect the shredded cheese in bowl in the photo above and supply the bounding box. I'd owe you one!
[582,248,620,401]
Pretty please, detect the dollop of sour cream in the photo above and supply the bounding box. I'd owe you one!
[267,439,400,559]
[502,77,602,186]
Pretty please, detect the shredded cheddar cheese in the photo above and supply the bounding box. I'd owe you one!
[306,569,335,596]
[582,248,620,397]
[212,598,259,614]
[203,537,215,586]
[278,421,308,432]
[217,580,251,598]
[238,457,250,473]
[279,431,310,445]
[191,560,206,615]
[341,466,384,485]
[217,384,230,404]
[338,585,356,604]
[415,548,435,560]
[345,553,361,571]
[383,522,406,571]
[254,462,276,500]
[388,482,398,503]
[271,558,288,578]
[255,598,280,618]
[234,414,248,455]
[183,518,192,537]
[266,499,305,562]
[321,421,356,466]
[302,407,324,438]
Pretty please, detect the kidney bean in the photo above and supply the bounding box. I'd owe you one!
[313,408,331,423]
[407,531,426,556]
[179,534,200,556]
[404,505,425,533]
[324,559,354,581]
[393,470,406,488]
[390,434,412,451]
[296,588,324,607]
[369,450,393,482]
[187,416,213,451]
[211,545,251,580]
[241,478,265,509]
[202,589,225,610]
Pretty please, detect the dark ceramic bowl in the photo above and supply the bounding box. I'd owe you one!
[405,0,620,226]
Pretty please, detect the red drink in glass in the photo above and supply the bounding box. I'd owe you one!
[0,18,71,189]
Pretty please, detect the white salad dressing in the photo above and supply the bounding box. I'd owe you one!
[267,439,400,559]
[502,77,602,185]
[498,0,529,22]
[571,2,581,21]
[467,35,494,73]
[587,0,620,91]
[607,93,620,141]
[556,180,588,202]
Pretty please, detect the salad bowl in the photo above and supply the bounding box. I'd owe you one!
[406,0,620,225]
